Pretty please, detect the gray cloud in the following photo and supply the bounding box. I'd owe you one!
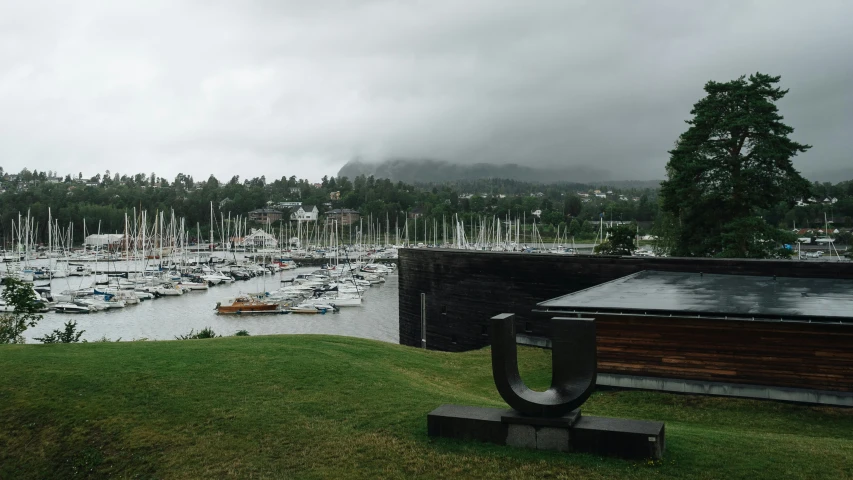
[0,0,851,182]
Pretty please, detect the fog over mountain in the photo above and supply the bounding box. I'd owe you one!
[338,158,616,184]
[339,158,852,186]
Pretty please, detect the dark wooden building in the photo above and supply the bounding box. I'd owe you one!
[398,249,853,405]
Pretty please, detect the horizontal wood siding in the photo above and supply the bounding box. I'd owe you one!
[596,315,853,392]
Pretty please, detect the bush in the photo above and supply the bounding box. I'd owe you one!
[234,330,250,336]
[34,320,85,344]
[84,335,120,343]
[176,327,217,340]
[0,277,44,344]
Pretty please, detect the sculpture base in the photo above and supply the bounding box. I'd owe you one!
[427,404,664,460]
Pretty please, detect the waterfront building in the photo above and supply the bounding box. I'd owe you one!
[249,208,284,223]
[325,208,360,226]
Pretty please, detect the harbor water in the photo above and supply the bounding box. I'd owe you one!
[20,263,399,344]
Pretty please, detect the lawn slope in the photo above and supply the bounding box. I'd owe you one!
[1,335,852,479]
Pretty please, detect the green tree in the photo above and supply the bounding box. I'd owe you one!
[660,73,810,258]
[0,278,44,344]
[594,224,636,255]
[567,219,580,236]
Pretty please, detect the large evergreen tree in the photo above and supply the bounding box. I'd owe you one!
[660,73,810,258]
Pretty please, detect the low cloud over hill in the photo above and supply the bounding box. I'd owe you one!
[338,158,615,184]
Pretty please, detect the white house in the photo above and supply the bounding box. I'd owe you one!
[84,234,125,247]
[238,229,278,248]
[532,209,542,218]
[290,205,319,222]
[595,193,607,199]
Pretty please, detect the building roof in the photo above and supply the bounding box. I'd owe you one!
[326,208,360,215]
[538,270,853,323]
[249,208,283,214]
[84,234,125,245]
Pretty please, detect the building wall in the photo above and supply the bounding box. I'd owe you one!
[399,249,853,353]
[249,212,283,222]
[589,313,853,392]
[398,249,853,397]
[327,213,361,226]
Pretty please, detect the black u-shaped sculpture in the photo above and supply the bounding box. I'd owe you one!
[491,313,597,417]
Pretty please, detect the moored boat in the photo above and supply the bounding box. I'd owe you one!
[215,295,281,314]
[284,303,330,314]
[54,302,95,314]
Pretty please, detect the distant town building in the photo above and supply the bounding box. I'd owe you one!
[290,205,319,222]
[275,201,302,209]
[84,234,125,247]
[249,208,284,223]
[409,207,425,219]
[330,191,341,200]
[326,208,361,226]
[232,229,278,248]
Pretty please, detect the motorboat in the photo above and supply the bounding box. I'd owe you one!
[285,303,330,314]
[317,294,362,307]
[68,265,92,276]
[134,291,155,301]
[178,280,210,291]
[54,302,95,314]
[215,295,281,314]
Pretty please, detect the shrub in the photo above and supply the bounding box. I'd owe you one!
[176,327,217,340]
[234,330,250,336]
[34,320,85,344]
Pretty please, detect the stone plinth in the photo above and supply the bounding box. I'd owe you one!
[427,404,665,460]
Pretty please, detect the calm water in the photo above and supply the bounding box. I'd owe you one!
[22,264,399,344]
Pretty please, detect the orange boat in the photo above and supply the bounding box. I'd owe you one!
[215,295,282,314]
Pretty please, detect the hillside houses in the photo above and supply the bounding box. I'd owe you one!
[290,205,318,222]
[326,208,360,226]
[248,208,284,223]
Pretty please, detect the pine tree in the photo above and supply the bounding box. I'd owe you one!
[660,73,810,258]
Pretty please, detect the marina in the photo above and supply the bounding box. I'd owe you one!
[15,259,399,344]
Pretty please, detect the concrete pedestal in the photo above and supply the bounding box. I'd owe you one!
[427,404,665,460]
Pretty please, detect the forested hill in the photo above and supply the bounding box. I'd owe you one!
[0,167,850,246]
[337,158,616,184]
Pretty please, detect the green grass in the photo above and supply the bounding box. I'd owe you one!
[1,336,852,479]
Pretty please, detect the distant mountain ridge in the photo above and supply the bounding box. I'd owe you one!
[337,158,617,184]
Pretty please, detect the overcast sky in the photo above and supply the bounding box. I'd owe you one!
[1,1,851,182]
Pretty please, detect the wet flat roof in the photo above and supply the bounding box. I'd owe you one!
[538,270,853,321]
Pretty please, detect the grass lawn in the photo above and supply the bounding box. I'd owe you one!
[1,335,852,479]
